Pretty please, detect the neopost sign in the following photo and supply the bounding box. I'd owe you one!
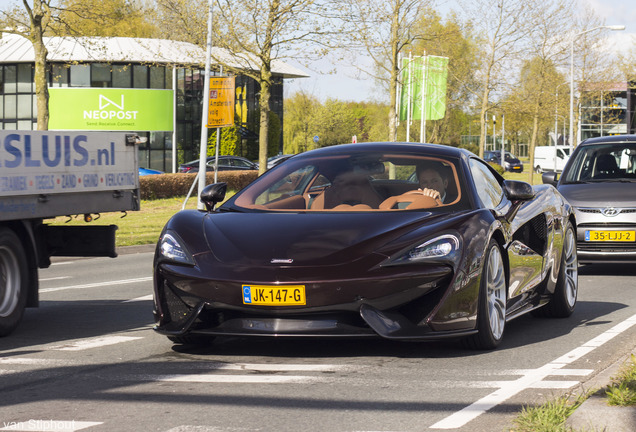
[49,88,174,131]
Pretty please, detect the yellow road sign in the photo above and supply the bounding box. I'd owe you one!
[207,77,235,128]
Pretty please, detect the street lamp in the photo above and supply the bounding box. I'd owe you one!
[569,25,625,147]
[554,82,568,146]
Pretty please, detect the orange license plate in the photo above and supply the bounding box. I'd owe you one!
[242,285,306,306]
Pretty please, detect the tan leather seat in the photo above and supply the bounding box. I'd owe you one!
[310,172,382,209]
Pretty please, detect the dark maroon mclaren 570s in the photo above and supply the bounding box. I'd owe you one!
[153,142,578,349]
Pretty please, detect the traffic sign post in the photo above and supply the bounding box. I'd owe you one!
[207,77,236,128]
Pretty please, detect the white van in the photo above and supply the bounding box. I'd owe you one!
[533,145,574,173]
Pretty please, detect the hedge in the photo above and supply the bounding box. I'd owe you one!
[139,171,259,200]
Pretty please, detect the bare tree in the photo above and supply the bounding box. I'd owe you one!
[198,0,339,174]
[152,0,208,46]
[341,0,435,142]
[0,0,156,130]
[459,0,531,158]
[569,7,624,145]
[519,0,575,183]
[0,0,55,130]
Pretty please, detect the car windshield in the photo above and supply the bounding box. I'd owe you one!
[561,143,636,184]
[225,151,466,212]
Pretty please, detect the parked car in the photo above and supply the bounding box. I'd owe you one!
[267,154,295,169]
[153,142,577,350]
[542,134,636,263]
[178,156,258,173]
[139,167,163,176]
[484,151,524,173]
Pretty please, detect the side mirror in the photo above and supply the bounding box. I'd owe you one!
[542,171,559,186]
[503,180,535,201]
[200,182,227,212]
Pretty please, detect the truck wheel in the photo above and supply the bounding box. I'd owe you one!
[534,165,543,174]
[0,227,28,336]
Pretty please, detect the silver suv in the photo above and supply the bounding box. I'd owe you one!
[542,135,636,263]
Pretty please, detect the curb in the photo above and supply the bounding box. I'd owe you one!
[566,347,636,431]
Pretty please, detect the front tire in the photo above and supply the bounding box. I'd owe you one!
[465,240,507,350]
[0,227,29,337]
[535,165,543,174]
[536,221,578,317]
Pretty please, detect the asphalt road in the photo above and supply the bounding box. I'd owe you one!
[1,248,636,432]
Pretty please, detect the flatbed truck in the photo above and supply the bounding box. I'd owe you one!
[0,131,140,336]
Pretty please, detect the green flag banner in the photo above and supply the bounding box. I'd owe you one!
[399,55,449,122]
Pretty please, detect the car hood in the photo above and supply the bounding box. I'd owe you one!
[558,182,636,207]
[202,211,448,266]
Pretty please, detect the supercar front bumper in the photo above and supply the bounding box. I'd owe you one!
[152,265,478,341]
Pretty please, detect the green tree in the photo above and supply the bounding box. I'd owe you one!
[268,111,282,156]
[56,0,156,37]
[348,101,390,142]
[152,0,208,45]
[207,123,240,156]
[283,90,319,154]
[313,98,358,147]
[458,0,533,158]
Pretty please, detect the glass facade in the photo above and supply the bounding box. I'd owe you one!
[579,83,631,141]
[0,62,284,172]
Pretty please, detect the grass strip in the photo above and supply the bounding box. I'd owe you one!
[512,393,587,432]
[48,196,201,247]
[606,354,636,406]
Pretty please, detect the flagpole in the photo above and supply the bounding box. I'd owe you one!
[396,52,402,128]
[406,51,412,141]
[420,54,428,143]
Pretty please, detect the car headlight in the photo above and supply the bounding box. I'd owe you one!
[159,232,195,265]
[388,234,461,265]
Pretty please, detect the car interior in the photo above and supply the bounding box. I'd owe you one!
[233,155,462,211]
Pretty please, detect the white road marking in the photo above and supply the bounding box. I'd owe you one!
[505,368,594,376]
[123,294,153,302]
[211,363,347,372]
[0,420,102,431]
[40,277,152,293]
[49,335,143,351]
[0,358,71,366]
[431,313,636,429]
[39,276,71,282]
[157,374,320,384]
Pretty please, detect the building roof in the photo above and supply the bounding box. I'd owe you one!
[0,33,309,79]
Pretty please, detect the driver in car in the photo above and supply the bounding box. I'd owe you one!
[416,161,449,203]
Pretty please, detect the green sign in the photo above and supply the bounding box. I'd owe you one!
[399,55,449,121]
[49,88,174,131]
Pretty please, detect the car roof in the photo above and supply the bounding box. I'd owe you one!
[578,134,636,146]
[296,141,472,160]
